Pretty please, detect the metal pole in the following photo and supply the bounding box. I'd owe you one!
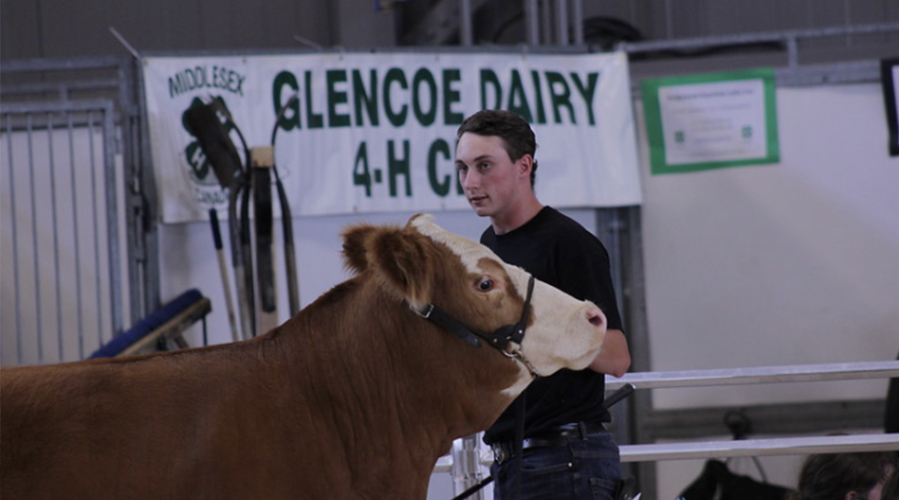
[555,0,568,45]
[460,0,474,46]
[46,111,64,362]
[524,0,540,46]
[5,113,24,363]
[451,434,487,500]
[541,0,552,45]
[620,433,899,462]
[26,113,44,363]
[571,0,584,45]
[102,101,124,338]
[606,360,899,390]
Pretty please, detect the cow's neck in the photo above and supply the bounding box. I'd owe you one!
[259,274,524,496]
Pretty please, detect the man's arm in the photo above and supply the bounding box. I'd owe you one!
[589,329,630,378]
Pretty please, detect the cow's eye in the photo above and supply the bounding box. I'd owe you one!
[477,278,494,291]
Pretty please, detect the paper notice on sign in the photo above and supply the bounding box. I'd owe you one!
[642,68,779,175]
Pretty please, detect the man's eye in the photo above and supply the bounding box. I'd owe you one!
[478,279,494,291]
[478,162,491,170]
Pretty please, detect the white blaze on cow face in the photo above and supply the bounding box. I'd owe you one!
[409,214,607,393]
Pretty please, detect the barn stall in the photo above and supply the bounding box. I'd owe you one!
[2,1,898,497]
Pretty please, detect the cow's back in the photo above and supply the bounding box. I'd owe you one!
[0,343,356,499]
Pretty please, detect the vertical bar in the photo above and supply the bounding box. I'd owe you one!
[6,113,24,363]
[102,103,124,336]
[843,0,853,46]
[122,59,143,328]
[556,0,569,45]
[26,113,43,364]
[460,0,474,46]
[541,0,553,45]
[594,207,630,477]
[67,111,85,359]
[622,205,657,499]
[88,110,105,346]
[135,58,161,321]
[786,36,799,68]
[665,0,674,39]
[571,0,584,46]
[451,434,487,500]
[524,0,540,46]
[47,111,65,362]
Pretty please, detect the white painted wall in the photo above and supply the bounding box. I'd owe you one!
[637,83,899,494]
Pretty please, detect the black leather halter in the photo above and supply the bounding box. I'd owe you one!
[411,275,539,377]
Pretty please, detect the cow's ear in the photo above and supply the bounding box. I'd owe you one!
[341,224,379,274]
[369,228,433,306]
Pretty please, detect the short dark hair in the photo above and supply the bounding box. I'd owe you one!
[792,452,899,500]
[456,110,539,186]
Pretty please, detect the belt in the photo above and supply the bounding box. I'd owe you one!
[490,421,606,465]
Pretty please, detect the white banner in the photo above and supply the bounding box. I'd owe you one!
[142,52,642,223]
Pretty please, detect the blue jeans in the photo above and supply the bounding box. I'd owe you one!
[490,430,621,500]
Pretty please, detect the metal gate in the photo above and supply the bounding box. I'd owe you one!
[0,57,151,366]
[0,100,126,364]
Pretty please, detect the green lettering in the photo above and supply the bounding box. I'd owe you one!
[442,69,463,125]
[387,140,411,197]
[352,69,379,127]
[531,70,547,124]
[427,139,452,197]
[327,70,350,128]
[571,72,600,125]
[545,71,575,124]
[412,68,437,127]
[273,71,301,130]
[480,69,502,110]
[384,68,408,127]
[353,141,372,197]
[305,71,324,129]
[505,70,533,122]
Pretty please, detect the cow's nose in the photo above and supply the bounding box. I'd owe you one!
[586,307,606,328]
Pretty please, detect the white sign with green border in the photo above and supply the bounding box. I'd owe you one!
[142,52,642,223]
[641,68,779,175]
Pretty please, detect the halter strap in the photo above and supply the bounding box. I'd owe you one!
[412,275,536,358]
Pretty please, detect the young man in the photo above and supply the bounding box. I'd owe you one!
[455,109,631,500]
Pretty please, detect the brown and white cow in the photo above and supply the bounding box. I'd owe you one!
[1,214,606,500]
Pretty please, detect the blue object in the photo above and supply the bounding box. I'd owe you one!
[88,289,204,359]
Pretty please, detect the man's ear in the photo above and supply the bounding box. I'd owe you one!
[518,154,534,178]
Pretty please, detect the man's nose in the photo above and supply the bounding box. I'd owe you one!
[461,169,478,189]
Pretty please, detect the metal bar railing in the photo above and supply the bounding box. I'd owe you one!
[434,360,898,475]
[1,99,122,365]
[433,432,899,470]
[606,360,899,390]
[620,432,899,462]
[620,22,899,64]
[434,434,899,472]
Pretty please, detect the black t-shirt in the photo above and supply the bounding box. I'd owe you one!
[480,206,623,444]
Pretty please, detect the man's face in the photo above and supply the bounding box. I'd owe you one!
[455,132,529,219]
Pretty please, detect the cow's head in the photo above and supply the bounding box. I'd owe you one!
[342,214,607,393]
